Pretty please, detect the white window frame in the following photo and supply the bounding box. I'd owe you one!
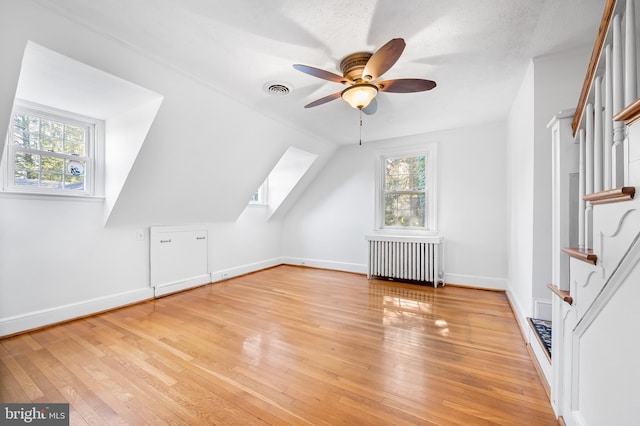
[375,144,437,234]
[2,100,104,198]
[248,179,268,206]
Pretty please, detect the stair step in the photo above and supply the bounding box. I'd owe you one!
[528,317,552,363]
[562,247,597,265]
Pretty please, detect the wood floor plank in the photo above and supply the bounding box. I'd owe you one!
[0,266,558,425]
[1,355,44,400]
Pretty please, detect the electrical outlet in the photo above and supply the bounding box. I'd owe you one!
[136,229,145,241]
[221,272,229,279]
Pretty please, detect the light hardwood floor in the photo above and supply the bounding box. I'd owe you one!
[0,265,557,425]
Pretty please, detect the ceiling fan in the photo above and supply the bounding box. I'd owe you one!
[293,38,436,114]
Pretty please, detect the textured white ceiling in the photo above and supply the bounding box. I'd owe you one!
[33,0,605,144]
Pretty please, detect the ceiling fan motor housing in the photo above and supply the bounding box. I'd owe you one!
[340,52,373,82]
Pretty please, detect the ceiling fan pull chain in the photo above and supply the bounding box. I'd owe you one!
[359,109,363,146]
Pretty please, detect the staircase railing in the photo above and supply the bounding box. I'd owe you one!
[548,1,640,423]
[569,0,636,259]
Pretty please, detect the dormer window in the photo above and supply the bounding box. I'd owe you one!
[3,101,103,197]
[249,179,268,205]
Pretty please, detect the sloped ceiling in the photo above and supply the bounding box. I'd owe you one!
[33,0,605,145]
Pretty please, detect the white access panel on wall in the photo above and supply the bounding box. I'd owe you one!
[150,225,210,296]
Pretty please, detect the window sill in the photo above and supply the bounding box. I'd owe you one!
[371,228,440,237]
[367,231,442,244]
[0,190,105,202]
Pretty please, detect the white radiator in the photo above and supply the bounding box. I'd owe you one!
[366,235,443,287]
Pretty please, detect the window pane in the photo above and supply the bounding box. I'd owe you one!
[384,193,425,227]
[64,175,85,190]
[385,156,425,191]
[41,155,64,173]
[14,170,39,187]
[40,119,64,153]
[15,152,40,171]
[40,173,63,189]
[13,114,39,149]
[64,125,86,155]
[65,159,86,190]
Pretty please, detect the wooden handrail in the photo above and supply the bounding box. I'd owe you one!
[613,97,640,124]
[572,0,617,135]
[547,283,573,305]
[584,186,635,204]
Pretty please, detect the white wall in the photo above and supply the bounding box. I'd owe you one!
[281,141,372,273]
[507,47,592,325]
[282,121,508,289]
[507,61,535,320]
[0,196,151,334]
[0,1,336,336]
[531,48,591,304]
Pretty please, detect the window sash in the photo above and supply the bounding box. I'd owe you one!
[4,103,98,196]
[10,146,92,191]
[383,191,427,228]
[376,146,436,232]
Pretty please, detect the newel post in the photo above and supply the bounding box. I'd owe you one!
[548,110,579,291]
[547,110,578,416]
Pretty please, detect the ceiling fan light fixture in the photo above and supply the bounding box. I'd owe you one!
[341,84,378,109]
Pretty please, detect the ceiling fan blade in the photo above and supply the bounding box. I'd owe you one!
[361,98,378,115]
[377,78,437,93]
[304,91,343,108]
[293,64,348,84]
[362,38,406,81]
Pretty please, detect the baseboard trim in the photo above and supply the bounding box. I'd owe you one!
[153,274,212,297]
[526,341,552,400]
[506,290,552,407]
[505,289,529,339]
[210,257,286,282]
[0,287,154,338]
[534,298,553,320]
[444,273,507,290]
[282,257,367,275]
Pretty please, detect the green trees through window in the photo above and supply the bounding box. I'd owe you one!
[383,155,426,227]
[10,110,90,192]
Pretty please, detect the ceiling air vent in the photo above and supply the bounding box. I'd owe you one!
[264,82,291,96]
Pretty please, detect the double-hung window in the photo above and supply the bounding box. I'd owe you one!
[376,145,436,232]
[3,102,102,197]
